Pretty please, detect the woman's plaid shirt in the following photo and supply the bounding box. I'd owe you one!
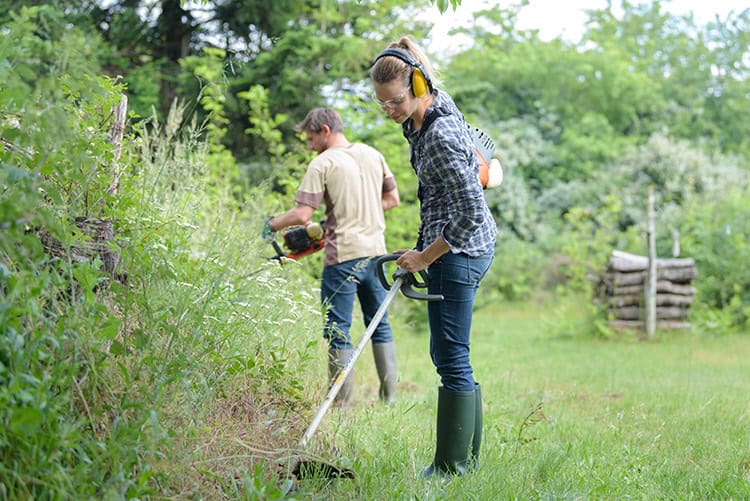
[402,90,497,256]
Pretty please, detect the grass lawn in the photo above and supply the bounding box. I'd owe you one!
[298,299,750,499]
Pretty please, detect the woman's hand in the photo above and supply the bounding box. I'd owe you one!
[395,249,429,273]
[393,237,448,273]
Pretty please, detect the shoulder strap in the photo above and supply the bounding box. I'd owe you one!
[420,107,450,134]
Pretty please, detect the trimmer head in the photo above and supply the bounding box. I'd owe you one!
[291,459,355,480]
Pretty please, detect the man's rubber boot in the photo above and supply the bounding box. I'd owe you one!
[422,386,476,479]
[328,348,354,407]
[471,383,482,468]
[372,341,397,403]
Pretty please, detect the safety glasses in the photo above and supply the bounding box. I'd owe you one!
[373,87,410,109]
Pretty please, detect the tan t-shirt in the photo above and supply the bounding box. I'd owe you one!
[295,143,397,266]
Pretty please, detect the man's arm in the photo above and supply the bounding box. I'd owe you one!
[268,203,315,231]
[382,187,400,212]
[382,176,400,212]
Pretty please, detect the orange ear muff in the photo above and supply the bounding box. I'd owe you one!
[374,48,433,98]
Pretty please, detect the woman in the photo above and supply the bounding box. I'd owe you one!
[370,36,497,478]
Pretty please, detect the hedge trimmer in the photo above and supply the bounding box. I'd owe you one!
[270,220,325,262]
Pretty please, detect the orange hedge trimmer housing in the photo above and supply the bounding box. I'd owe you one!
[270,221,325,262]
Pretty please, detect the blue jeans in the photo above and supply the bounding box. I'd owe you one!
[427,252,493,392]
[321,257,394,351]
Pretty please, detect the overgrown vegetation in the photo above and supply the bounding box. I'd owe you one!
[1,9,324,497]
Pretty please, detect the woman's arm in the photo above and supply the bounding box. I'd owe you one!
[395,236,449,273]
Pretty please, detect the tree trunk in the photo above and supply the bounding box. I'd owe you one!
[612,281,695,296]
[609,320,692,330]
[609,250,695,272]
[607,267,697,287]
[158,0,193,116]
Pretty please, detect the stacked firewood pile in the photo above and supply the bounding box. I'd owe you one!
[601,250,697,329]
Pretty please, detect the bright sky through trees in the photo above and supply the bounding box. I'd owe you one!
[428,0,744,52]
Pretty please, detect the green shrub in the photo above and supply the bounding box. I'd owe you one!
[479,236,547,304]
[1,11,324,495]
[678,187,750,329]
[1,8,143,496]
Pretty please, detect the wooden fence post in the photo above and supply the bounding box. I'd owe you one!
[645,185,657,338]
[107,93,128,195]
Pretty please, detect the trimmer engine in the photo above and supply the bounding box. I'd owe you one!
[271,221,325,261]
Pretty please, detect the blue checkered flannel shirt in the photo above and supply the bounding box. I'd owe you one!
[402,90,497,256]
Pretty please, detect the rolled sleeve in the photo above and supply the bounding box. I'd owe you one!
[295,190,323,208]
[383,175,397,193]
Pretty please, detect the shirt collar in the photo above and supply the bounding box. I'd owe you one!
[402,89,452,144]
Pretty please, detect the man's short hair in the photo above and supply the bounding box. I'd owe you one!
[296,108,344,134]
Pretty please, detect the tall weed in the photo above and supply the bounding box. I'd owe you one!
[1,12,324,496]
[110,103,324,494]
[1,8,148,497]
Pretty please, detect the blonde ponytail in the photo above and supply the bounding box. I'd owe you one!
[370,36,441,89]
[392,37,440,88]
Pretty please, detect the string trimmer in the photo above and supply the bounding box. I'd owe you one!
[284,253,443,480]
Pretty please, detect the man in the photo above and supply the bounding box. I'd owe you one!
[263,108,401,406]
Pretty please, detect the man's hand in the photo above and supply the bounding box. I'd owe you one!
[261,216,275,242]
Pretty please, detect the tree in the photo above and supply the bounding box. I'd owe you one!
[445,6,657,190]
[444,0,749,198]
[584,2,750,155]
[208,0,432,161]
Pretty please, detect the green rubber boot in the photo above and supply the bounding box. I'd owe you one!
[422,386,476,479]
[471,383,483,468]
[328,348,354,407]
[372,341,397,403]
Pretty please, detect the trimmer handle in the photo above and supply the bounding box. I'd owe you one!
[375,254,444,302]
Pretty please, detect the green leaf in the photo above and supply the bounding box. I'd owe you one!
[13,63,37,82]
[99,317,122,341]
[109,340,127,355]
[10,407,43,435]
